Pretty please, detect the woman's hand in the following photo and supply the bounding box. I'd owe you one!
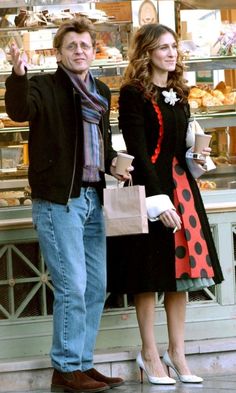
[10,43,27,76]
[159,209,182,232]
[194,146,211,165]
[110,156,133,182]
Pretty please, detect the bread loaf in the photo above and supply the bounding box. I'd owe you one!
[188,82,236,108]
[1,118,29,128]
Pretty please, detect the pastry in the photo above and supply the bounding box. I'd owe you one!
[223,92,236,105]
[23,198,32,206]
[214,81,232,95]
[213,155,230,165]
[198,180,216,190]
[6,198,20,206]
[211,89,225,103]
[202,93,223,107]
[188,98,201,109]
[1,118,29,128]
[0,198,8,207]
[189,87,207,98]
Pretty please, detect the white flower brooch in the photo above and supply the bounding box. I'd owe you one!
[162,88,180,106]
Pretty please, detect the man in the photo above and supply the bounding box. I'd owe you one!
[5,17,127,393]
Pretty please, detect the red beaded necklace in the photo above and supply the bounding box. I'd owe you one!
[150,99,164,164]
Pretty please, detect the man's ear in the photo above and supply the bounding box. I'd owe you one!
[55,48,61,62]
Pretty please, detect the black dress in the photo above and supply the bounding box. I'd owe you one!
[107,85,224,294]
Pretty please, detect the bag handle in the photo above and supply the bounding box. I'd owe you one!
[117,174,133,188]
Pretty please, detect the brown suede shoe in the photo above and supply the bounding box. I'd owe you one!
[83,368,124,388]
[51,369,109,392]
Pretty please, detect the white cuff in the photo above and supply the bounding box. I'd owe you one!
[146,194,175,221]
[205,156,216,172]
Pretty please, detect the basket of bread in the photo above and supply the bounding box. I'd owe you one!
[188,81,236,113]
[0,186,31,208]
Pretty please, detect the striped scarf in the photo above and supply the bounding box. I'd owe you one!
[59,63,108,180]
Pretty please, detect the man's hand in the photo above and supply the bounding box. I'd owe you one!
[10,43,27,76]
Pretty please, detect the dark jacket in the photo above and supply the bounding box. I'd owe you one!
[5,67,117,204]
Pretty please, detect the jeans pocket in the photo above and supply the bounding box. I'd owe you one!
[32,199,43,230]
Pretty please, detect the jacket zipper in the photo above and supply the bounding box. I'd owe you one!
[66,88,79,211]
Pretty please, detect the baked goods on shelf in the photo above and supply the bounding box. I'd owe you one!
[95,41,123,62]
[110,95,119,111]
[14,8,111,28]
[78,10,111,24]
[98,76,122,89]
[212,155,231,165]
[0,87,6,97]
[0,198,8,207]
[188,82,236,111]
[0,191,22,207]
[0,115,29,128]
[197,179,217,190]
[23,198,32,206]
[214,81,232,95]
[0,188,31,208]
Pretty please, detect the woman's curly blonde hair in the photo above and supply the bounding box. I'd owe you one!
[122,23,189,103]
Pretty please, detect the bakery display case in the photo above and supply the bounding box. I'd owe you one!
[178,0,236,194]
[1,1,235,205]
[2,55,236,206]
[183,56,236,194]
[0,1,132,212]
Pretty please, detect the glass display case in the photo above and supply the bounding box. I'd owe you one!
[1,1,235,206]
[2,59,236,206]
[0,1,132,210]
[185,56,236,193]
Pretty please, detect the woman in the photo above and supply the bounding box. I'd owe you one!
[107,23,224,385]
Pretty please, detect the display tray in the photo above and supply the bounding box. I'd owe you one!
[198,163,236,191]
[191,104,236,114]
[0,168,28,179]
[0,185,31,208]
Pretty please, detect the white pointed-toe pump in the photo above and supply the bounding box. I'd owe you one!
[136,352,176,385]
[163,351,203,383]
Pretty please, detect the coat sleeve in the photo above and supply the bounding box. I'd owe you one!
[5,69,40,122]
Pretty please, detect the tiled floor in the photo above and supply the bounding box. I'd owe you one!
[12,374,236,393]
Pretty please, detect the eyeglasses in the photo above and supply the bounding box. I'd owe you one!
[62,42,93,52]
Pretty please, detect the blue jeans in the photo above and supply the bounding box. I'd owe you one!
[32,188,106,372]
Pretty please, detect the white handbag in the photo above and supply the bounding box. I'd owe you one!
[186,118,204,148]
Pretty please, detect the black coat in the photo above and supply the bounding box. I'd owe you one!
[5,67,117,204]
[107,85,224,293]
